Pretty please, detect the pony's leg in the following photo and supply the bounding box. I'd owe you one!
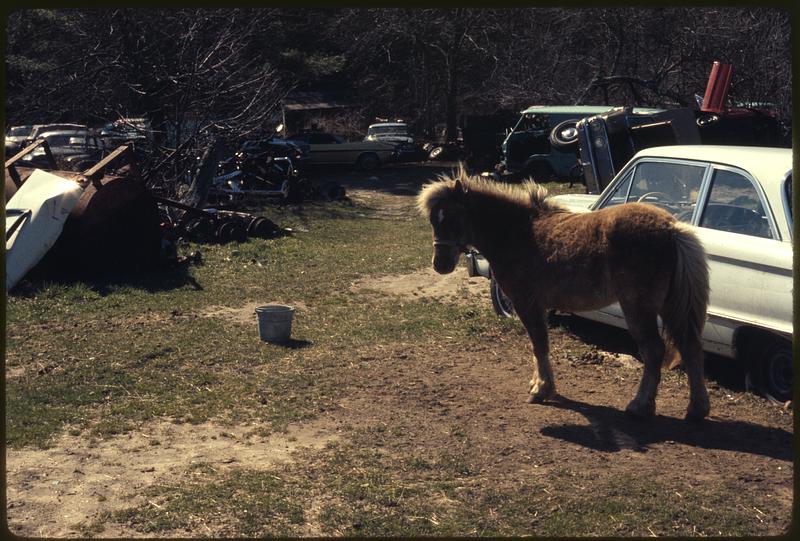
[516,304,555,403]
[619,302,665,418]
[679,342,710,422]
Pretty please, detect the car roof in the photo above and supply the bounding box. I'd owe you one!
[38,130,90,138]
[368,123,407,128]
[632,145,793,184]
[519,105,665,115]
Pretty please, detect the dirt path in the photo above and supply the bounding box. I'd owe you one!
[6,171,794,536]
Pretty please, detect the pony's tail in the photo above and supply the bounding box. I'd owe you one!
[660,221,710,365]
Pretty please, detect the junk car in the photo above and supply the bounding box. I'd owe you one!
[497,105,661,181]
[19,130,107,171]
[467,145,793,402]
[5,125,36,154]
[287,131,396,170]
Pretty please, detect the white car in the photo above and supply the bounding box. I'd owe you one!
[467,145,793,401]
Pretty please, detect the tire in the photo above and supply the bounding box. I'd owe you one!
[428,146,446,160]
[697,113,720,127]
[215,219,247,243]
[490,276,515,318]
[356,152,380,171]
[752,339,793,402]
[548,119,580,149]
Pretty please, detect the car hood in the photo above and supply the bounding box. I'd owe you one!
[548,193,598,213]
[365,135,414,144]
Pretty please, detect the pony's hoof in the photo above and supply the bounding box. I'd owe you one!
[527,393,545,404]
[527,385,555,404]
[624,400,655,419]
[684,404,710,422]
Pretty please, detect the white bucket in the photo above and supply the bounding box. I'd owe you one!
[255,304,295,343]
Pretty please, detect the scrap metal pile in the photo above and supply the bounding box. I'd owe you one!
[3,133,319,290]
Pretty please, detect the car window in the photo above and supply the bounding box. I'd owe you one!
[625,161,704,222]
[699,169,773,239]
[600,170,634,209]
[309,134,337,144]
[785,174,792,227]
[8,126,32,137]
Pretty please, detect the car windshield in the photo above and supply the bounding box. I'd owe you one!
[601,160,705,222]
[43,134,90,148]
[8,126,32,137]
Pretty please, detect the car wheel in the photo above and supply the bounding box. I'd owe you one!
[490,276,515,318]
[356,153,380,171]
[752,339,793,403]
[428,146,446,160]
[548,119,580,149]
[215,219,247,243]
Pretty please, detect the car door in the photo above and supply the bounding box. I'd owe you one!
[576,158,710,333]
[308,133,350,164]
[694,166,793,355]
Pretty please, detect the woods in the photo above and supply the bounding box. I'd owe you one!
[5,8,793,178]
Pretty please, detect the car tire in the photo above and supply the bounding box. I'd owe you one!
[428,146,446,160]
[751,338,793,403]
[215,219,247,243]
[356,153,380,171]
[490,276,515,318]
[549,119,580,149]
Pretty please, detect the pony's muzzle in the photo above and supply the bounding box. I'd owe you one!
[432,245,461,274]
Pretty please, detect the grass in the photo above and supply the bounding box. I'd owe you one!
[7,176,790,537]
[5,189,509,448]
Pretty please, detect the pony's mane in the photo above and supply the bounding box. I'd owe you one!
[416,165,562,216]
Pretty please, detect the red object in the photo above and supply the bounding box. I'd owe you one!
[701,61,733,113]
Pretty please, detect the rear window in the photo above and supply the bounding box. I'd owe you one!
[8,126,32,136]
[369,126,409,135]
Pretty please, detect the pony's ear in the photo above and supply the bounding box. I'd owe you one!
[454,178,469,197]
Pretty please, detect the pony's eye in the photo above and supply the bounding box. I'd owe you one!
[437,209,445,224]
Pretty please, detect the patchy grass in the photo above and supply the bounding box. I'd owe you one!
[7,173,792,537]
[5,192,505,448]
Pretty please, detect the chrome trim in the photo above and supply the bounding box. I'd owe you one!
[707,253,792,276]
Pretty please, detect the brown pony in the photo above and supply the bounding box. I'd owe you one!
[417,168,711,421]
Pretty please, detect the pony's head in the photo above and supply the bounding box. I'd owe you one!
[416,169,472,274]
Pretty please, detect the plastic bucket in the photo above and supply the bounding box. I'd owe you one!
[255,304,295,343]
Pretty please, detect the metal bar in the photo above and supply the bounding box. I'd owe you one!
[41,141,57,169]
[82,144,130,180]
[7,164,22,188]
[5,139,47,168]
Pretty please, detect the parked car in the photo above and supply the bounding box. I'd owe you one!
[364,122,414,145]
[364,122,422,163]
[19,129,107,171]
[497,105,662,181]
[561,105,784,194]
[5,124,37,154]
[26,123,88,144]
[287,131,396,170]
[98,117,150,145]
[468,145,793,401]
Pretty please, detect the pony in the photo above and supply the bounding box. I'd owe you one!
[417,167,711,421]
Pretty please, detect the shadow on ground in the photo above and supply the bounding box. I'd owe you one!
[12,260,203,297]
[550,313,748,394]
[541,395,792,461]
